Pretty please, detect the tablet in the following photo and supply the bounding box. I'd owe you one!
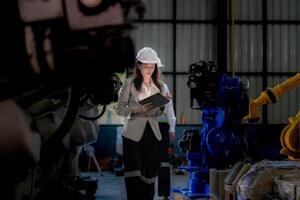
[139,93,169,107]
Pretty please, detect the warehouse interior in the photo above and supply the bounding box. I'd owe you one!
[0,0,299,200]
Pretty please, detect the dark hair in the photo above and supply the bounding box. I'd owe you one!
[133,61,161,92]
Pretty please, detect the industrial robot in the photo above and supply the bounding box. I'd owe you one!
[0,1,144,199]
[230,73,300,200]
[244,73,300,160]
[174,60,250,198]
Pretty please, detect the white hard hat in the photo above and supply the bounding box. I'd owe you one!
[136,47,160,64]
[157,57,164,67]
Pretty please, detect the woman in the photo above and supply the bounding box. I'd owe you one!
[116,47,176,200]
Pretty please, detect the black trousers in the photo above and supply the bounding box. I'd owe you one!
[158,122,171,197]
[123,122,161,200]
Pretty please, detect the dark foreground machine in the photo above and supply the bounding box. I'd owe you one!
[0,1,144,199]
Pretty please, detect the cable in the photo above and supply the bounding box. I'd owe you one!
[40,85,80,161]
[78,105,106,121]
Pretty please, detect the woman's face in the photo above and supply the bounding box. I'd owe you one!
[139,63,156,80]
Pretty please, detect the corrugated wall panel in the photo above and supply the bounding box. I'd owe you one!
[268,76,300,123]
[289,25,297,70]
[228,25,263,72]
[267,0,300,20]
[131,24,173,72]
[142,0,173,19]
[161,74,174,95]
[229,0,262,20]
[268,25,300,72]
[239,0,248,20]
[176,0,216,20]
[176,75,201,124]
[176,24,216,72]
[240,26,249,71]
[297,26,300,69]
[241,76,262,99]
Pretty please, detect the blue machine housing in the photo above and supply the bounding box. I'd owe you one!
[175,61,249,198]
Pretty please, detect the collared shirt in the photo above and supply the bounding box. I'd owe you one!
[137,80,160,101]
[137,80,176,133]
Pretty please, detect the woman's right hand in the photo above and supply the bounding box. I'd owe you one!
[132,103,155,113]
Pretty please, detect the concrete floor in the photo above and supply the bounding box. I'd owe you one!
[80,171,189,200]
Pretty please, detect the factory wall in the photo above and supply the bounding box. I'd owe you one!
[98,0,300,125]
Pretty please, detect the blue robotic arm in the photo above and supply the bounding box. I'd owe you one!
[186,60,249,167]
[175,60,249,198]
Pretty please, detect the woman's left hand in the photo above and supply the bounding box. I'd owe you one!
[165,92,172,100]
[169,131,175,141]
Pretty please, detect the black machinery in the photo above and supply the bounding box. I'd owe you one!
[0,1,144,199]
